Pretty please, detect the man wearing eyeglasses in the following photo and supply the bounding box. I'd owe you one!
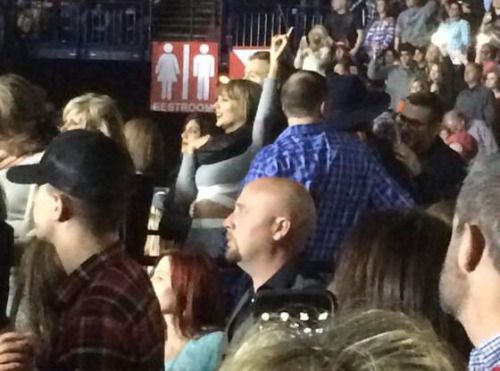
[394,92,467,204]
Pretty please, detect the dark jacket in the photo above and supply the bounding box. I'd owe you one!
[223,261,328,352]
[412,137,467,205]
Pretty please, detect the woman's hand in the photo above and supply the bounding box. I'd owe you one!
[182,135,211,155]
[299,35,308,51]
[269,28,294,79]
[0,332,34,371]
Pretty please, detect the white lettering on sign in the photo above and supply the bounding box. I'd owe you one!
[151,102,214,113]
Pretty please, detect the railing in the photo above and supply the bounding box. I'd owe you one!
[151,0,221,41]
[227,4,330,48]
[11,1,152,61]
[226,2,369,48]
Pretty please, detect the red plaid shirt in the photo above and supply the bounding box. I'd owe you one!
[40,244,165,371]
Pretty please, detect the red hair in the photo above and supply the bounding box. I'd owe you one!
[162,249,222,338]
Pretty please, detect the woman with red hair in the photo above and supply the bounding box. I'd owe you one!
[151,249,223,370]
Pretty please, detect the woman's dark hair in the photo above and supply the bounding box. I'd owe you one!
[448,0,463,15]
[184,113,223,137]
[332,209,471,359]
[399,43,416,55]
[158,249,223,338]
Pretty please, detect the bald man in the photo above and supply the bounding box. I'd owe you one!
[223,177,326,348]
[442,110,498,157]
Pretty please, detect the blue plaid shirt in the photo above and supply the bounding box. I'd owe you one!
[244,123,413,263]
[469,335,500,371]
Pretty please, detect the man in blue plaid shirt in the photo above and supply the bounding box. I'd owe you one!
[244,71,413,266]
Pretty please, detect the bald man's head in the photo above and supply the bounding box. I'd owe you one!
[224,177,317,266]
[443,110,466,133]
[249,177,317,242]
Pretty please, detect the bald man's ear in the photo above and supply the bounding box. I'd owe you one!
[272,217,292,242]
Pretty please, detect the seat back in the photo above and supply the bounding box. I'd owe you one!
[0,222,14,325]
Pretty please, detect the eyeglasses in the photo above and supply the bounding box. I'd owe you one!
[396,113,427,130]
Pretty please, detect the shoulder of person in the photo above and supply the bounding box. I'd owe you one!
[434,138,467,164]
[80,262,157,315]
[181,331,224,367]
[192,331,224,347]
[292,271,327,290]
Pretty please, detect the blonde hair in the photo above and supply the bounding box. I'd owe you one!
[308,25,333,47]
[0,74,56,156]
[218,80,262,126]
[62,93,126,146]
[124,118,165,176]
[221,309,462,371]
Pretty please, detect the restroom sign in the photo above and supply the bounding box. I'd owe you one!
[150,41,219,113]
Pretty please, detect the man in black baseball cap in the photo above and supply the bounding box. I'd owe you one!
[7,130,164,370]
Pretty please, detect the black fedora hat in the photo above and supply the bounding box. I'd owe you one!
[324,75,390,132]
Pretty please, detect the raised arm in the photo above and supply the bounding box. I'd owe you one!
[174,153,198,208]
[367,56,391,81]
[251,29,292,151]
[420,0,438,19]
[480,12,493,34]
[294,36,308,70]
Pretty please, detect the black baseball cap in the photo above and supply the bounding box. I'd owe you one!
[7,130,134,201]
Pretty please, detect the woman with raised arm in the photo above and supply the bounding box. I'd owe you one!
[174,32,290,257]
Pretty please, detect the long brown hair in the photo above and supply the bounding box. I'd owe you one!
[12,240,66,360]
[332,209,471,359]
[124,118,165,177]
[218,80,262,126]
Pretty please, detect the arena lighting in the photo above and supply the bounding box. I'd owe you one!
[299,312,309,321]
[318,312,329,321]
[219,75,230,84]
[280,312,290,322]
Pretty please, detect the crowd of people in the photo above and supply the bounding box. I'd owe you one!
[1,0,500,369]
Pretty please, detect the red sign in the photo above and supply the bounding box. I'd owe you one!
[229,47,269,80]
[150,41,219,113]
